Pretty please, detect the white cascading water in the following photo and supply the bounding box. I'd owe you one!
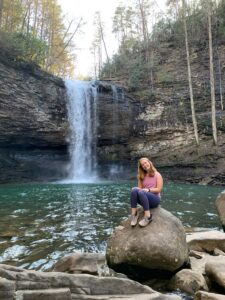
[64,80,98,183]
[111,85,119,143]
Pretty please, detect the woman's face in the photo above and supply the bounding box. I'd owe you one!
[140,159,151,171]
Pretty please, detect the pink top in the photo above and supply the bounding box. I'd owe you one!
[142,172,161,196]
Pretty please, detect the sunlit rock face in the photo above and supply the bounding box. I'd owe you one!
[0,58,69,183]
[96,80,197,182]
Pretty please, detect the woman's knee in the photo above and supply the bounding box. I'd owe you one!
[137,190,146,197]
[131,187,139,194]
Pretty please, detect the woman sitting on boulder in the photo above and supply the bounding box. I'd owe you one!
[130,157,163,227]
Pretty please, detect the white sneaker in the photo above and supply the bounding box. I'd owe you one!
[130,213,139,227]
[138,215,153,227]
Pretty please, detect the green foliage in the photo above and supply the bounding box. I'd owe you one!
[156,70,175,83]
[135,89,155,100]
[215,0,225,41]
[100,61,112,78]
[0,0,78,77]
[100,0,225,85]
[0,31,48,66]
[128,56,145,90]
[152,18,174,43]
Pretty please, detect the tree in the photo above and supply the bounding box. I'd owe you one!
[207,0,217,145]
[217,50,223,110]
[113,5,136,44]
[136,0,149,45]
[0,0,83,77]
[91,11,110,78]
[182,0,199,145]
[0,0,4,26]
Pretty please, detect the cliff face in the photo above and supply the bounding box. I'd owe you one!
[97,43,225,184]
[0,58,69,183]
[1,42,225,184]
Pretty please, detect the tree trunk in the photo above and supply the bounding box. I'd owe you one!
[182,0,199,145]
[217,50,223,110]
[32,0,39,36]
[0,0,4,27]
[208,5,217,145]
[138,0,148,44]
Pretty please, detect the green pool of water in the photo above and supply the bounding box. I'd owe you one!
[0,182,223,271]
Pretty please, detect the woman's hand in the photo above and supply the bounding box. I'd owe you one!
[142,188,149,192]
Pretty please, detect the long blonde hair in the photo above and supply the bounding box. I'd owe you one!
[137,157,157,181]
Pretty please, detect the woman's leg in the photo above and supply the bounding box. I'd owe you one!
[137,190,151,217]
[137,191,161,227]
[146,192,161,208]
[130,187,141,226]
[130,187,139,215]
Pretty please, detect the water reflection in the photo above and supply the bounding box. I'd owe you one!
[0,182,223,270]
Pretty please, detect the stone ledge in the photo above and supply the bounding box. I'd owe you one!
[15,288,71,300]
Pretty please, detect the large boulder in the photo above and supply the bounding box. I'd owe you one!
[168,269,208,295]
[106,207,189,274]
[215,191,225,231]
[205,260,225,290]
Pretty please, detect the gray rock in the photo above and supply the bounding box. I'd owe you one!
[213,248,225,256]
[0,277,15,291]
[0,59,69,183]
[71,294,182,300]
[215,191,225,232]
[52,253,127,278]
[190,252,225,276]
[189,250,204,259]
[52,253,106,275]
[0,263,155,298]
[194,291,225,300]
[186,231,225,253]
[205,260,225,289]
[15,288,72,300]
[0,291,14,299]
[168,269,208,295]
[106,207,189,273]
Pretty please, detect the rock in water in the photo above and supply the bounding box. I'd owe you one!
[106,207,189,275]
[215,191,225,232]
[52,252,107,276]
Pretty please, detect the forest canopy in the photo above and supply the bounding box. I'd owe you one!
[0,0,82,77]
[98,0,225,89]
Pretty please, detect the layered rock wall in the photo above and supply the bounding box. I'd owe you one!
[0,58,69,182]
[97,43,225,184]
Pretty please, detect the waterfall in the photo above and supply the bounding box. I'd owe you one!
[111,85,119,143]
[64,80,98,183]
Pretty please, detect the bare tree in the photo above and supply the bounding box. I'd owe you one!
[217,49,223,110]
[137,0,149,45]
[208,1,217,145]
[96,12,110,65]
[182,0,199,145]
[0,0,4,27]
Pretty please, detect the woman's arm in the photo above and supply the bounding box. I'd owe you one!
[149,173,163,194]
[138,179,143,189]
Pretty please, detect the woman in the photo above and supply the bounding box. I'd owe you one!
[130,157,163,227]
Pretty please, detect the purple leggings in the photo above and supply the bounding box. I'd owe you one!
[130,187,160,211]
